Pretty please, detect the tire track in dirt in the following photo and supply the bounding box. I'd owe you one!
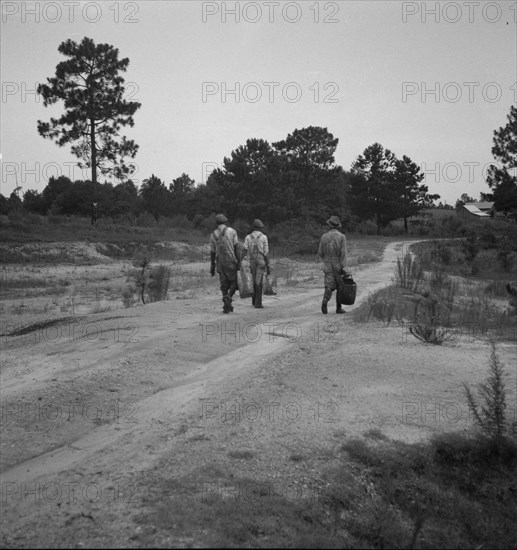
[0,240,411,483]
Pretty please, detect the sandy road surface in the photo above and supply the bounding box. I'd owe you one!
[1,240,515,547]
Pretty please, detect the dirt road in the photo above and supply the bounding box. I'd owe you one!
[1,240,514,547]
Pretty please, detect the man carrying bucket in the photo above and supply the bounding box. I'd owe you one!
[318,215,347,315]
[210,214,240,314]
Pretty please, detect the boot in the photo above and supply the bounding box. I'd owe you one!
[229,282,237,312]
[255,283,263,308]
[336,292,345,314]
[321,288,332,315]
[222,295,231,314]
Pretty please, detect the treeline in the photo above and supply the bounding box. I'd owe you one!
[2,126,442,234]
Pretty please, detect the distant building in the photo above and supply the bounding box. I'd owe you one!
[460,202,494,218]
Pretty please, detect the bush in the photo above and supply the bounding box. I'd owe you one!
[233,218,250,238]
[136,212,157,227]
[121,287,136,308]
[25,213,46,225]
[147,265,171,303]
[357,219,378,235]
[463,235,480,262]
[192,213,204,229]
[437,244,452,265]
[394,252,425,293]
[408,291,456,344]
[200,213,217,233]
[409,322,456,345]
[463,342,516,444]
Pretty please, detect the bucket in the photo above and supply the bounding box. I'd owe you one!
[339,275,357,305]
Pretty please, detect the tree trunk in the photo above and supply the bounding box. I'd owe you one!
[90,117,97,225]
[404,216,408,233]
[376,212,381,235]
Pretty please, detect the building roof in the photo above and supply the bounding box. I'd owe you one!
[463,203,492,217]
[474,202,494,210]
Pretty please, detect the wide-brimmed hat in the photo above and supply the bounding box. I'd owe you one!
[253,219,264,229]
[326,216,342,228]
[215,214,228,224]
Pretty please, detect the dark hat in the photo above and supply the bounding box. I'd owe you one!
[253,219,264,229]
[326,216,342,228]
[215,214,228,224]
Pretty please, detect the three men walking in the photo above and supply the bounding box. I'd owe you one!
[210,213,347,316]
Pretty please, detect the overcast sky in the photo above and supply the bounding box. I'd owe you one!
[1,0,516,205]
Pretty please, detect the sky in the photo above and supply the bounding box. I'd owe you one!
[1,0,516,205]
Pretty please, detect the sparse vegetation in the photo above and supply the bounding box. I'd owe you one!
[357,233,517,344]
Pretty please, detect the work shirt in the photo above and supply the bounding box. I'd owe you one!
[318,229,347,273]
[244,230,269,265]
[210,224,239,270]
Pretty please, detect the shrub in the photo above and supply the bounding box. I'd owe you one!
[507,284,517,314]
[462,235,480,262]
[357,252,381,264]
[200,213,217,232]
[357,220,378,235]
[437,244,452,265]
[484,279,513,298]
[394,252,424,293]
[409,322,456,345]
[233,218,250,238]
[132,253,151,304]
[463,342,515,444]
[147,265,171,303]
[136,212,157,227]
[409,293,456,344]
[121,287,135,308]
[192,213,204,229]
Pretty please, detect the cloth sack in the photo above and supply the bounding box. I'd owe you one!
[237,261,254,299]
[264,274,277,296]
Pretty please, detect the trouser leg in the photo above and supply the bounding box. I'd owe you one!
[322,272,337,314]
[219,270,232,313]
[250,263,257,306]
[253,263,265,308]
[334,272,345,313]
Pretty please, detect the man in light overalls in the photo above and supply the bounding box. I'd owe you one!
[243,219,270,309]
[210,214,240,313]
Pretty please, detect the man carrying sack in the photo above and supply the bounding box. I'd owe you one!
[243,219,271,309]
[318,215,347,315]
[210,214,240,314]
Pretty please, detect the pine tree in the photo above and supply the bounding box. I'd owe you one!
[37,37,141,224]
